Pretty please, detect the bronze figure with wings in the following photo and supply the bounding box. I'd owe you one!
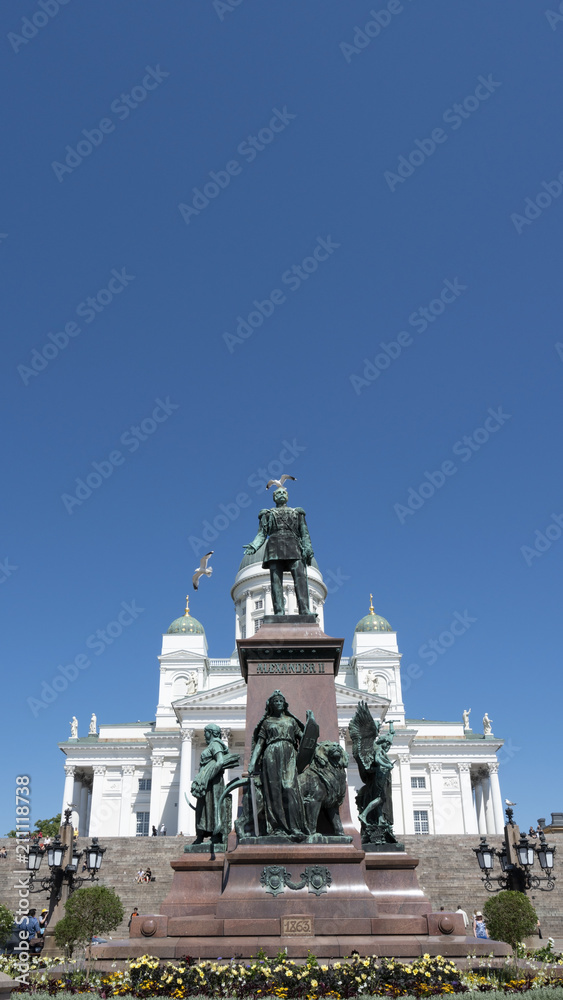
[349,701,398,845]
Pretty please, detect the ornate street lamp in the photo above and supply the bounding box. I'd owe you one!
[472,808,556,893]
[473,838,495,872]
[27,835,106,900]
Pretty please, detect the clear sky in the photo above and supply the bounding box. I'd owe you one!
[2,0,562,840]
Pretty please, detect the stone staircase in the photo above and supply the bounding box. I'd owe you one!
[403,833,563,940]
[1,833,561,943]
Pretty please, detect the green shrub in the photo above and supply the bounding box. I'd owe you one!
[483,890,538,954]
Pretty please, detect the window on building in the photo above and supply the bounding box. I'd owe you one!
[138,778,152,791]
[254,600,263,610]
[254,618,264,633]
[411,776,426,789]
[136,812,150,836]
[413,810,429,834]
[241,625,246,639]
[240,606,246,616]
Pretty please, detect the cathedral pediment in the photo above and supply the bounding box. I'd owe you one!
[352,647,401,662]
[159,650,207,664]
[172,678,248,711]
[334,683,390,709]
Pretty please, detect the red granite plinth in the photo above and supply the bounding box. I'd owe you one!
[364,852,432,915]
[157,853,225,918]
[216,843,373,926]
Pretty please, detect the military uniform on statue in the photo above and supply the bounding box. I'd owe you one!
[244,487,313,616]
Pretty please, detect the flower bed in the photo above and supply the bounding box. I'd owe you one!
[5,951,563,999]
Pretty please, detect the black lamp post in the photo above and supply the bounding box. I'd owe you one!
[26,809,106,905]
[472,809,556,893]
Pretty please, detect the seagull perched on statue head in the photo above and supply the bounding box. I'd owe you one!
[266,475,296,490]
[505,799,517,806]
[193,551,213,590]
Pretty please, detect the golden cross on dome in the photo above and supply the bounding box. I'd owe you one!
[369,594,375,614]
[184,595,190,616]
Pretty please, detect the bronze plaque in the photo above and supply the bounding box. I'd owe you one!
[281,915,314,936]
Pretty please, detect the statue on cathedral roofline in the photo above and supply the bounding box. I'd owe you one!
[349,701,403,850]
[462,708,471,729]
[243,486,314,616]
[483,712,493,736]
[70,716,78,738]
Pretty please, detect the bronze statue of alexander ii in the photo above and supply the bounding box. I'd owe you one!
[243,487,314,615]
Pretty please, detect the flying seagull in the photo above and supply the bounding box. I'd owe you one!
[505,799,517,806]
[266,475,297,490]
[193,551,213,590]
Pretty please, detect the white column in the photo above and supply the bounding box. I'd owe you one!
[177,730,195,836]
[244,590,252,635]
[89,766,106,837]
[488,763,504,834]
[61,764,76,819]
[458,763,478,834]
[79,783,89,836]
[148,756,164,834]
[398,754,414,834]
[119,766,135,836]
[71,775,82,833]
[474,780,487,834]
[429,763,443,834]
[483,774,495,834]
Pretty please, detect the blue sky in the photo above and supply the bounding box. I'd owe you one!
[2,0,562,839]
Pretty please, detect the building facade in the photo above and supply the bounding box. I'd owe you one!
[59,550,505,839]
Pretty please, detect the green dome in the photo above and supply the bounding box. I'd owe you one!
[167,597,205,635]
[355,598,392,633]
[238,542,320,572]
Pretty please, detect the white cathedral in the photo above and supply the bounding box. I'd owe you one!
[59,549,505,841]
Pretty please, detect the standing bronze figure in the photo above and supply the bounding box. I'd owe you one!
[243,488,314,615]
[190,724,240,847]
[248,691,315,839]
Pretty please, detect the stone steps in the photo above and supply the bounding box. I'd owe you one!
[0,832,560,943]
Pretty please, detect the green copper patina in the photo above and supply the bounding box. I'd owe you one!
[349,701,402,848]
[185,724,240,852]
[243,488,314,615]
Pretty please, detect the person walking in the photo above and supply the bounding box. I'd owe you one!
[473,911,488,939]
[456,904,470,930]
